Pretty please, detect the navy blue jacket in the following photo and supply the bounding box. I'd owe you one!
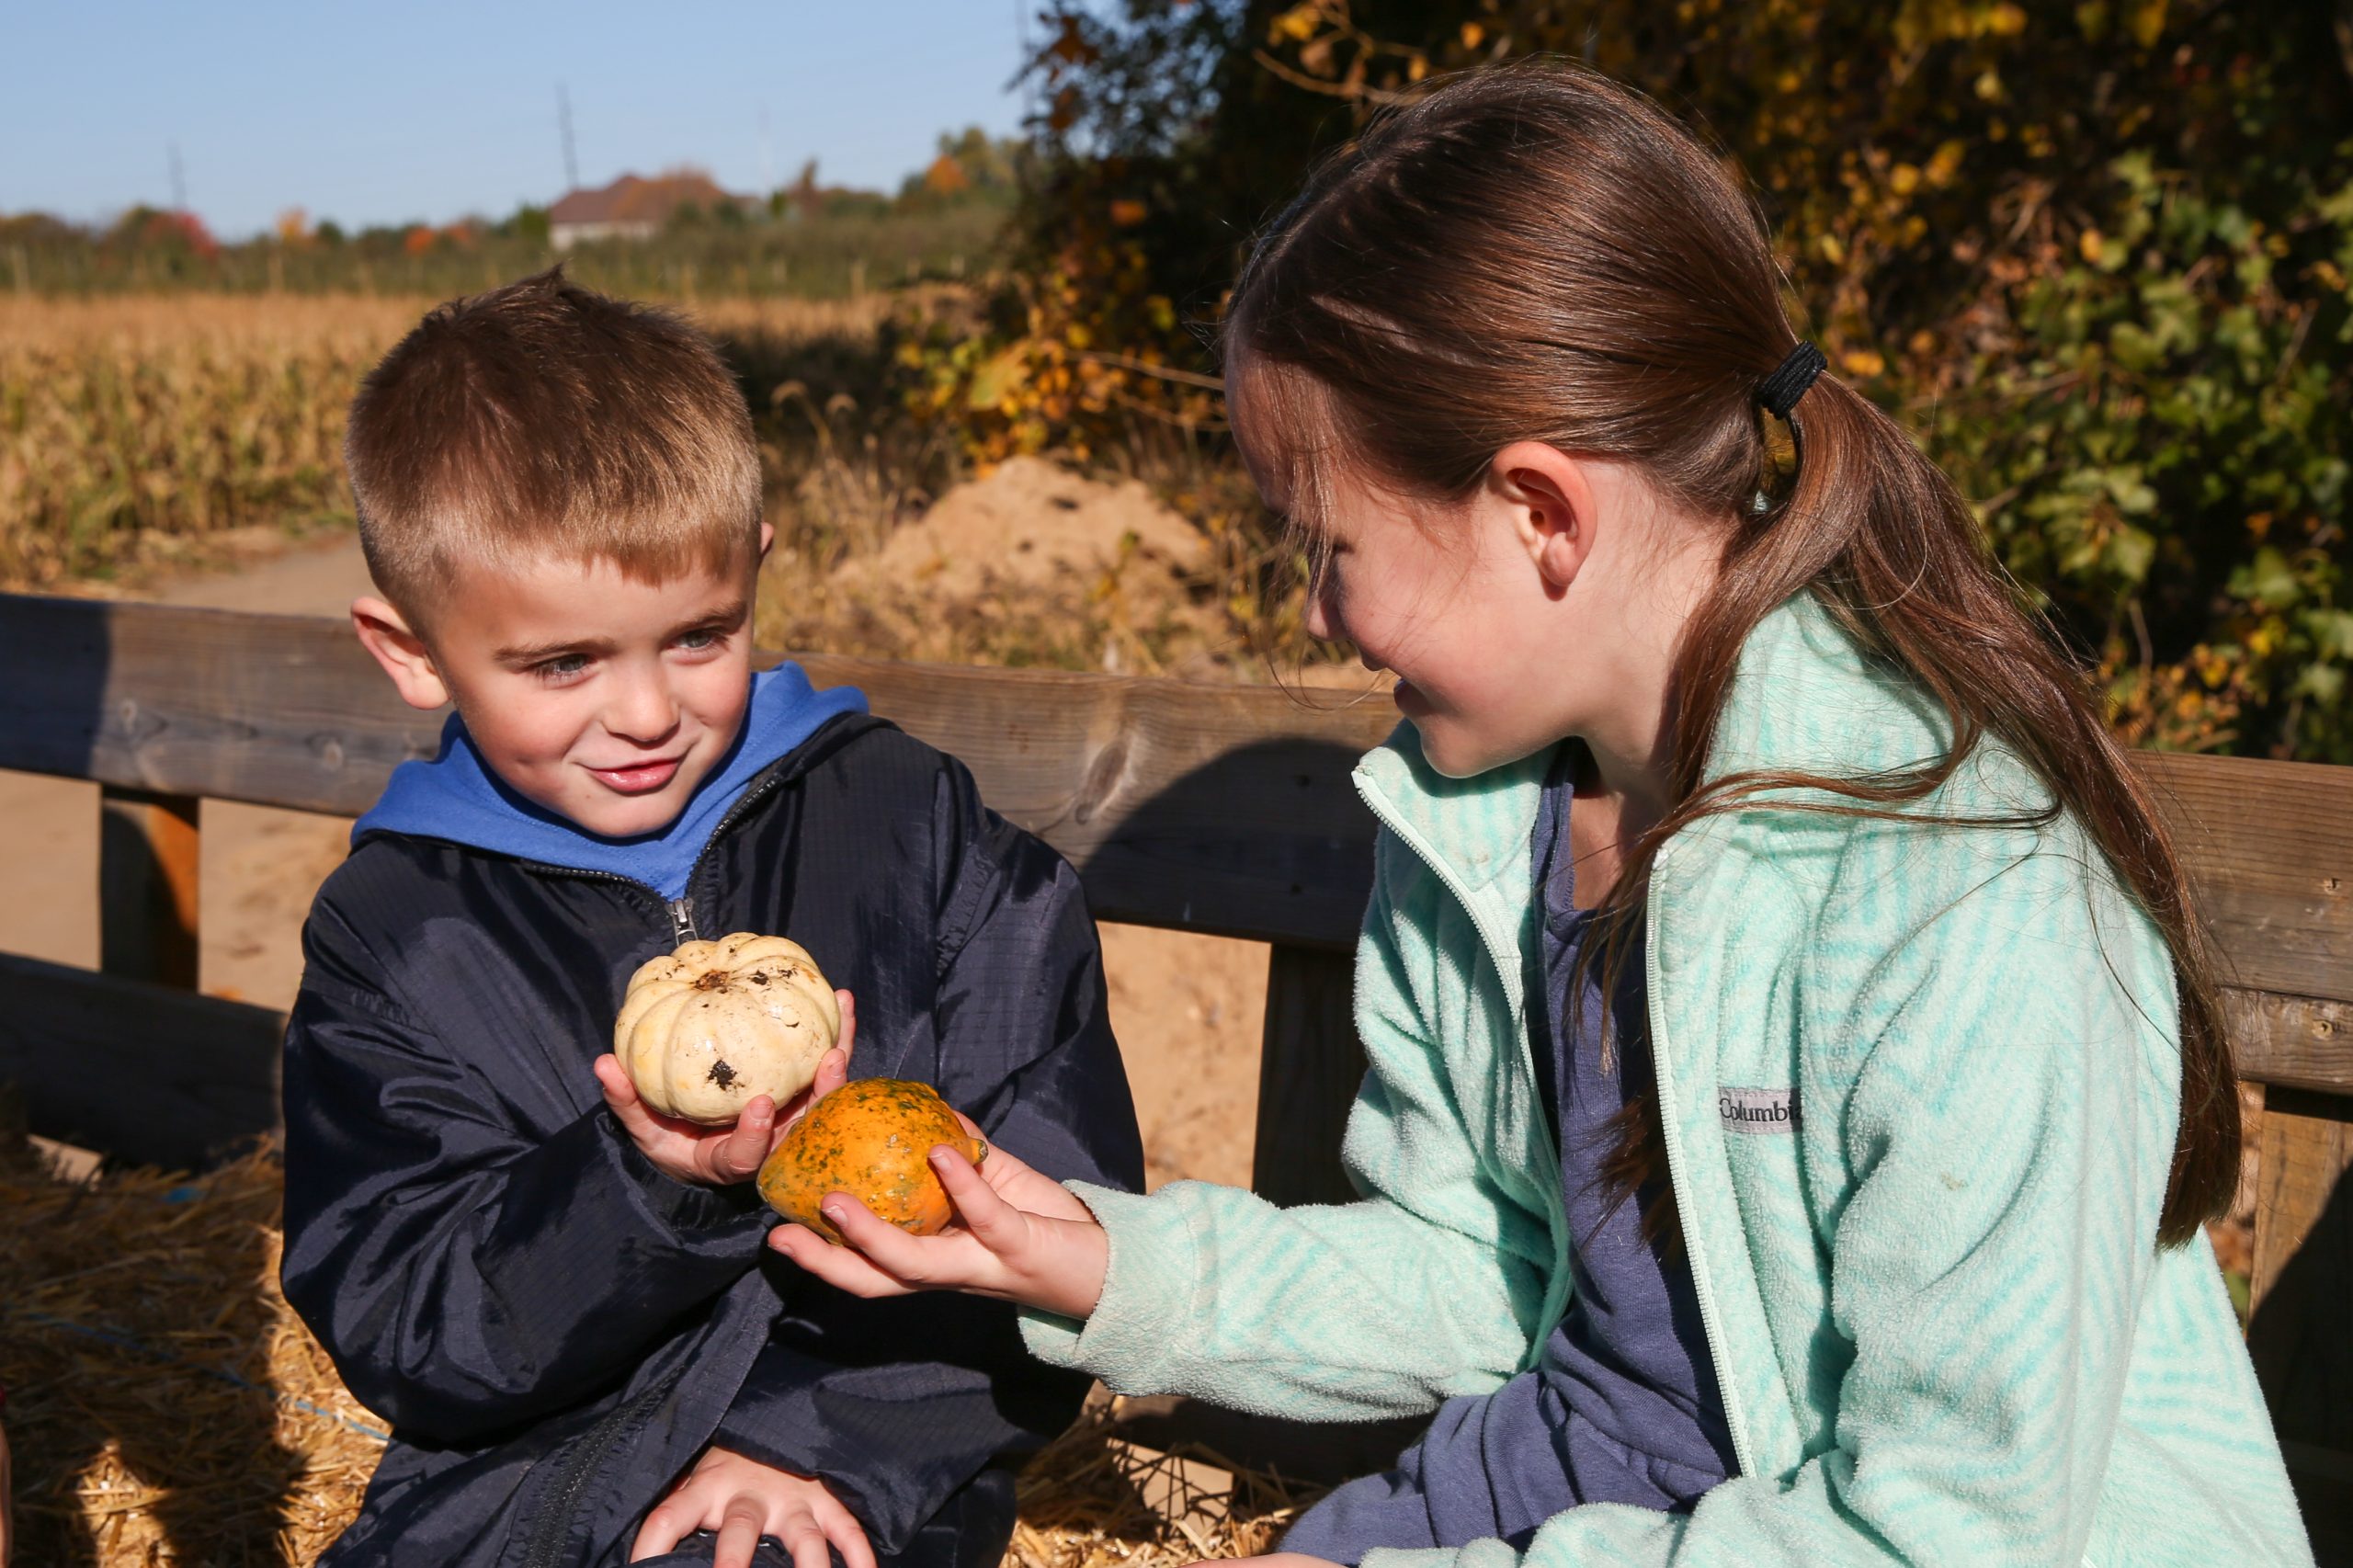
[279,713,1145,1568]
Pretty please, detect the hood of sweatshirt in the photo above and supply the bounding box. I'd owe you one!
[350,661,868,899]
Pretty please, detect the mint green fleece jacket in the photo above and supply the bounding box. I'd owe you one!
[1022,594,2313,1567]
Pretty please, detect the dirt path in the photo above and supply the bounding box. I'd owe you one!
[3,529,1268,1188]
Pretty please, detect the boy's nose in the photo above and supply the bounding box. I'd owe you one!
[604,674,681,745]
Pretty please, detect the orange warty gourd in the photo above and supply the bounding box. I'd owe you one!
[757,1079,986,1244]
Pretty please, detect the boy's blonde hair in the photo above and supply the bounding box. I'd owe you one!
[345,268,760,619]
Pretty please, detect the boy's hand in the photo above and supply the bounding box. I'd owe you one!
[597,992,856,1187]
[767,1122,1109,1320]
[630,1445,873,1568]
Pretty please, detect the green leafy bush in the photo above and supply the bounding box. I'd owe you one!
[917,0,2351,759]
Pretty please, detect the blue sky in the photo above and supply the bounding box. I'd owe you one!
[4,1,1036,239]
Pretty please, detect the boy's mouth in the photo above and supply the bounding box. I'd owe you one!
[585,756,686,795]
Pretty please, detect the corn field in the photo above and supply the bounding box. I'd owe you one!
[0,291,915,591]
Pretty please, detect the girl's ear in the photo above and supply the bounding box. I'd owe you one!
[352,596,452,711]
[1491,441,1597,594]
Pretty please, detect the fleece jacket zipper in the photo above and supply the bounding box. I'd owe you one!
[1640,845,1756,1480]
[1349,770,1573,1369]
[1351,769,1756,1476]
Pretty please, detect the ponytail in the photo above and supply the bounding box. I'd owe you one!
[1652,368,2238,1247]
[1225,60,2239,1248]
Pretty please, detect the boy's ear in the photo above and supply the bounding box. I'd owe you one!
[757,520,775,562]
[1490,441,1597,595]
[351,596,451,711]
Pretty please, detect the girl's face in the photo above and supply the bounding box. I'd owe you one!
[1231,357,1718,786]
[1280,457,1572,778]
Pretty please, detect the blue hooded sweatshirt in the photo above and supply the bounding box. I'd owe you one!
[352,662,869,898]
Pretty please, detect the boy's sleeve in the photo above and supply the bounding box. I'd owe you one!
[278,894,773,1444]
[707,756,1144,1554]
[1017,840,1554,1418]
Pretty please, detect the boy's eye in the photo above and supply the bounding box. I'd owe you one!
[534,653,592,681]
[676,628,721,652]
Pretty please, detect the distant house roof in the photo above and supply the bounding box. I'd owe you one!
[548,170,745,229]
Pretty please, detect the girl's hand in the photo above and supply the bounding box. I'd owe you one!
[767,1125,1109,1320]
[597,992,856,1187]
[629,1445,873,1568]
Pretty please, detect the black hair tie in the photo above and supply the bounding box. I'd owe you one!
[1757,343,1827,419]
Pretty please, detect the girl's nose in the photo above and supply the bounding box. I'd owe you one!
[605,670,681,745]
[1302,577,1337,643]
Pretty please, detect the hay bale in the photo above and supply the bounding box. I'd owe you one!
[0,1131,1322,1565]
[0,1132,381,1567]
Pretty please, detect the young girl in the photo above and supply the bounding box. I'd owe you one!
[771,63,2313,1568]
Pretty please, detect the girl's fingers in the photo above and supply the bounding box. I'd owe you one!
[833,990,857,1058]
[818,1193,966,1284]
[767,1222,918,1297]
[927,1146,1019,1242]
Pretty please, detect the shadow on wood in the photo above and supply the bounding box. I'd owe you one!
[0,953,285,1168]
[2247,1086,2353,1565]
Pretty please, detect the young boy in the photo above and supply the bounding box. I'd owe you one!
[278,270,1143,1568]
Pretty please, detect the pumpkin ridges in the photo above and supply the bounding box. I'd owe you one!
[614,931,839,1125]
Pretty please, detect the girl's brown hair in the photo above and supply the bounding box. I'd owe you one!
[1225,61,2236,1247]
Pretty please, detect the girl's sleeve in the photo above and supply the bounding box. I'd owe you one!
[1019,844,1555,1420]
[1353,846,2200,1568]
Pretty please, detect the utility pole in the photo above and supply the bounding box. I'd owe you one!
[557,83,579,194]
[168,142,188,212]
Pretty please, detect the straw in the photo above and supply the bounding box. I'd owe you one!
[0,1124,1322,1566]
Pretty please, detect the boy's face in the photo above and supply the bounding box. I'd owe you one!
[356,535,767,838]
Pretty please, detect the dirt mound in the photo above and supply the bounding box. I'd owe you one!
[843,456,1207,598]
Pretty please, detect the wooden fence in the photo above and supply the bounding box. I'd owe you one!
[0,592,2346,1550]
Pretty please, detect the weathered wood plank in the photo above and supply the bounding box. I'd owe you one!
[2,596,2349,1004]
[1253,945,1367,1207]
[2225,987,2353,1096]
[97,786,200,988]
[0,953,284,1167]
[2138,751,2353,1006]
[2245,1085,2353,1562]
[0,595,1393,949]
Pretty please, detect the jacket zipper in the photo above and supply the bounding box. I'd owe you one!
[511,766,796,1564]
[519,1366,686,1568]
[520,767,794,941]
[1641,846,1756,1479]
[1355,774,1756,1476]
[1349,778,1571,1367]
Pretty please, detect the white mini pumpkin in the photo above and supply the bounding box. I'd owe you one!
[614,933,841,1125]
